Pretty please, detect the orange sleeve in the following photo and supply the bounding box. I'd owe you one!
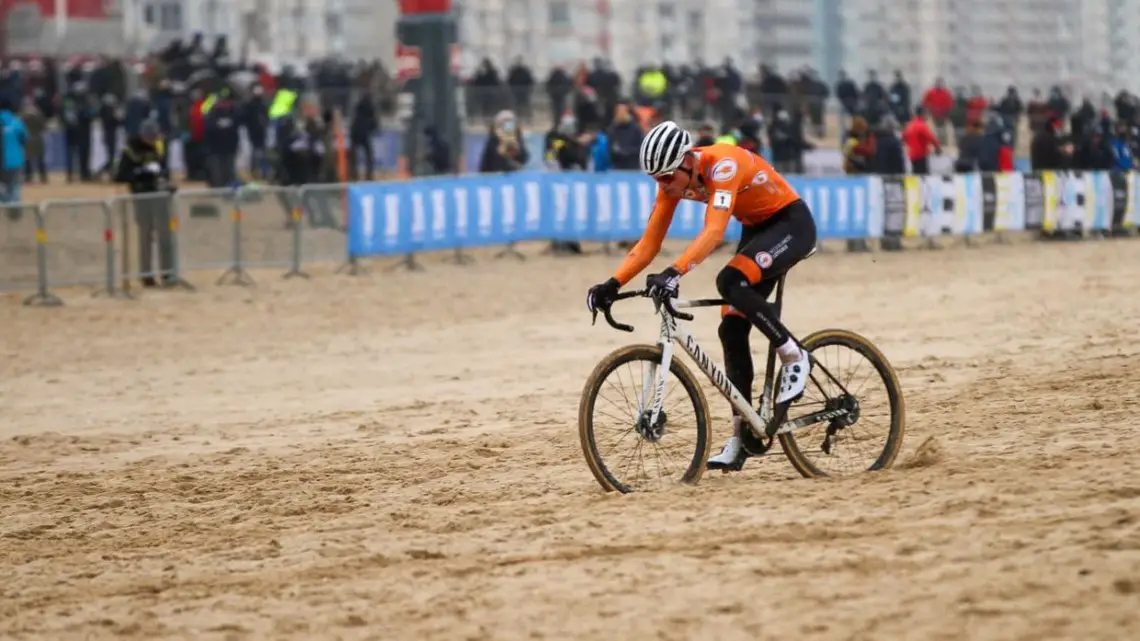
[670,164,742,274]
[671,206,731,275]
[613,191,679,286]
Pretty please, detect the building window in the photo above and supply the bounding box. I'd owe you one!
[160,2,182,31]
[549,1,570,28]
[325,12,342,38]
[143,3,156,25]
[659,2,675,19]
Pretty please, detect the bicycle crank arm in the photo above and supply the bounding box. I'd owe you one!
[772,407,851,435]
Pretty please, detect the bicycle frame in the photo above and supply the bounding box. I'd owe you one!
[640,299,773,437]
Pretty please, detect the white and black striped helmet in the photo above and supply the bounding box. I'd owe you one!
[639,121,693,175]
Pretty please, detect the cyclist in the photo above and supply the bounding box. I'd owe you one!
[586,120,818,472]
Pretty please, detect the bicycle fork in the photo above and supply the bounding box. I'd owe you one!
[640,327,675,427]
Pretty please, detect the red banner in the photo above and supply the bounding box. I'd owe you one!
[398,0,452,14]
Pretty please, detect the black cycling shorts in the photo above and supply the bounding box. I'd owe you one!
[724,199,818,304]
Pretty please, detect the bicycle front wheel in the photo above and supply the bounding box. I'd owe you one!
[774,329,906,478]
[578,344,712,493]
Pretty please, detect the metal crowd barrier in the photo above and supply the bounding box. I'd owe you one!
[3,171,1139,307]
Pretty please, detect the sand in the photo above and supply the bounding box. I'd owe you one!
[2,210,1140,640]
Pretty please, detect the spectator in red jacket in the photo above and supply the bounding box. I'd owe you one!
[921,78,953,143]
[186,90,207,181]
[902,106,942,174]
[966,86,988,128]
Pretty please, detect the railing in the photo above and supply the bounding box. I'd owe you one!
[2,170,1136,306]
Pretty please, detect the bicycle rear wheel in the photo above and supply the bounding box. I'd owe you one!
[578,344,712,493]
[773,329,906,478]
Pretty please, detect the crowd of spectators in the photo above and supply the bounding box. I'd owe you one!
[2,41,1140,209]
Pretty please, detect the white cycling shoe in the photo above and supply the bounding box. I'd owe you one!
[707,436,750,472]
[776,350,811,404]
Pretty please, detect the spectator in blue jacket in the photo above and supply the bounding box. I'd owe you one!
[1110,120,1133,171]
[590,127,611,172]
[0,97,28,204]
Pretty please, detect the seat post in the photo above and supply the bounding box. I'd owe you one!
[771,273,786,318]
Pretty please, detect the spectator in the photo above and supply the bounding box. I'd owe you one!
[123,88,152,137]
[545,66,573,129]
[802,68,829,137]
[863,71,887,113]
[977,112,1013,172]
[736,110,765,154]
[949,86,970,143]
[185,88,207,181]
[1073,124,1113,170]
[421,124,453,175]
[60,83,95,182]
[349,91,379,180]
[1114,91,1137,128]
[1026,89,1050,133]
[479,109,529,173]
[872,118,906,175]
[98,94,122,179]
[113,120,174,287]
[607,101,643,170]
[687,121,712,147]
[1047,86,1071,123]
[507,57,535,122]
[996,86,1024,146]
[966,86,988,129]
[922,79,953,143]
[902,107,941,175]
[768,108,810,174]
[842,116,875,175]
[1110,120,1133,171]
[20,97,47,185]
[544,113,587,255]
[243,85,270,179]
[888,70,912,123]
[1070,98,1097,140]
[1031,117,1071,171]
[954,121,984,172]
[589,126,611,172]
[835,70,860,124]
[204,87,240,187]
[0,97,27,204]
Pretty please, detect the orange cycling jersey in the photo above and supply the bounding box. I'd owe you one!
[613,143,801,286]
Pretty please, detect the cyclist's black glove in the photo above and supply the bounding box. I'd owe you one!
[587,277,621,313]
[646,267,681,300]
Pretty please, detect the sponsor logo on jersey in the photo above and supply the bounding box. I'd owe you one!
[755,251,773,269]
[711,159,738,182]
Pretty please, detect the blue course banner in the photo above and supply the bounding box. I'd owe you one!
[346,171,877,259]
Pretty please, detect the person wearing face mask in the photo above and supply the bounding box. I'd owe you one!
[586,121,818,472]
[479,109,529,173]
[543,112,588,255]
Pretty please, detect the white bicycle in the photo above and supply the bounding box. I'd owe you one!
[578,273,906,493]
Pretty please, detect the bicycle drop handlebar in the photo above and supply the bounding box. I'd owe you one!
[594,289,694,333]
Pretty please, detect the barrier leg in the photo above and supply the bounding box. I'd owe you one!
[495,241,526,261]
[217,206,255,286]
[93,206,133,299]
[22,211,63,307]
[385,252,425,272]
[443,247,475,265]
[117,205,137,298]
[922,236,943,250]
[164,209,197,292]
[284,206,311,279]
